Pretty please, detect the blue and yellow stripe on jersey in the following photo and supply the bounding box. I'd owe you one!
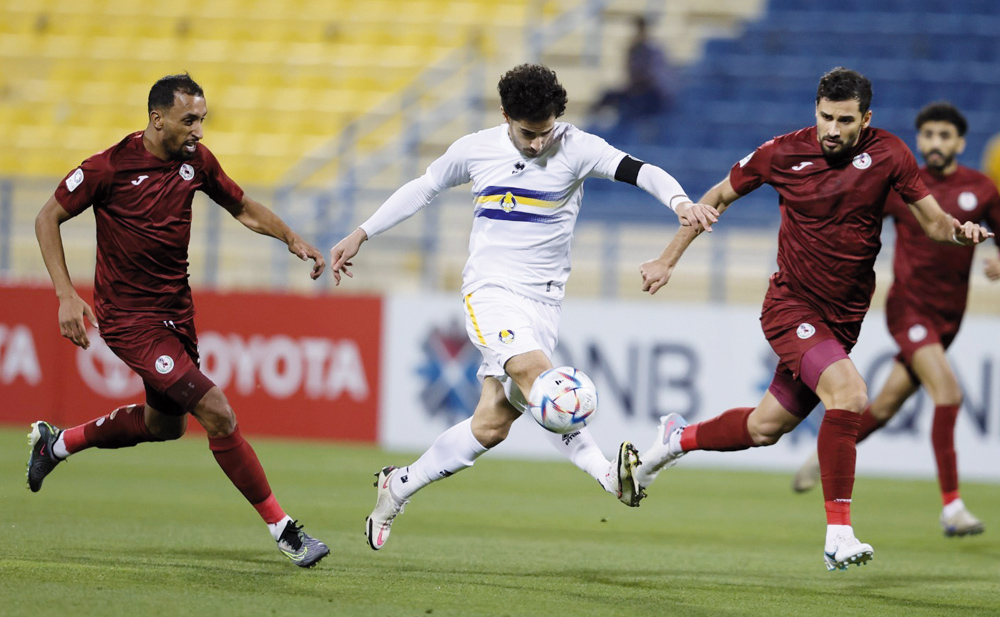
[473,185,569,223]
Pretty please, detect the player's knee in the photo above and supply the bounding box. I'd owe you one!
[825,389,868,414]
[471,422,510,448]
[933,389,962,408]
[193,390,237,437]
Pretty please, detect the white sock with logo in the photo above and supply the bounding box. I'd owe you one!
[392,418,487,501]
[542,427,611,489]
[268,515,294,541]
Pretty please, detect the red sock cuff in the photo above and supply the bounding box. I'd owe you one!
[679,426,697,452]
[253,494,286,524]
[208,424,244,452]
[824,500,852,526]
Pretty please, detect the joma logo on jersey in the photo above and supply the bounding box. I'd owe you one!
[499,191,517,212]
[512,162,525,174]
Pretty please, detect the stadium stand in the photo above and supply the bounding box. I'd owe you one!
[584,0,1000,229]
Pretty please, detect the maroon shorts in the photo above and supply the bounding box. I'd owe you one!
[886,293,962,367]
[759,278,861,418]
[101,319,216,416]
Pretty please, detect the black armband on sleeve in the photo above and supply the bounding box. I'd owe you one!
[614,156,645,185]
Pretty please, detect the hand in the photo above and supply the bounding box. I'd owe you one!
[639,257,675,295]
[329,228,368,286]
[952,218,994,246]
[288,236,326,280]
[675,201,718,233]
[57,292,98,349]
[985,255,1000,281]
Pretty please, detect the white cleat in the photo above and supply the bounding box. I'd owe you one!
[603,441,644,507]
[365,466,409,551]
[635,413,688,488]
[941,506,985,538]
[792,451,821,493]
[824,532,874,571]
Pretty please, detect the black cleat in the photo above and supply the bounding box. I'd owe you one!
[276,520,330,568]
[26,421,64,493]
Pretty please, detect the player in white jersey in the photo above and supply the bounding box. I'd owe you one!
[330,64,717,550]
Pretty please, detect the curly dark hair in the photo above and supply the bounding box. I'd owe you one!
[148,73,204,113]
[497,64,567,123]
[915,101,967,136]
[816,67,872,114]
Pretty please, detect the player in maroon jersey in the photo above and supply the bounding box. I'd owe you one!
[632,68,994,571]
[27,74,331,568]
[792,102,1000,538]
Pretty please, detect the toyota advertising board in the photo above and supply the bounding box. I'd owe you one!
[0,284,381,442]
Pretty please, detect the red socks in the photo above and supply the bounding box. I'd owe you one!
[679,408,755,452]
[818,408,861,525]
[931,404,961,505]
[61,404,155,454]
[208,425,286,524]
[854,406,887,445]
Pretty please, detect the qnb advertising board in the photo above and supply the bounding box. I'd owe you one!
[0,284,381,442]
[382,293,1000,483]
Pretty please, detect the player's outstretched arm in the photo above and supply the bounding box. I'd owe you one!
[640,175,740,295]
[907,195,996,246]
[226,196,326,280]
[35,195,98,349]
[329,228,368,286]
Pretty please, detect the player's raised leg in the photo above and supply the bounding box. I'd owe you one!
[193,387,329,567]
[26,403,182,492]
[505,351,644,507]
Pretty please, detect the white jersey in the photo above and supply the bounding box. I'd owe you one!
[425,122,627,303]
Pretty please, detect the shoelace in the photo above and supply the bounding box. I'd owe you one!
[279,520,304,550]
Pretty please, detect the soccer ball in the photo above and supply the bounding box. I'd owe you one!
[528,366,598,434]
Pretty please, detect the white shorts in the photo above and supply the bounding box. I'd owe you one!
[463,285,561,412]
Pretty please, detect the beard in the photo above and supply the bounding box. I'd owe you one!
[923,150,955,172]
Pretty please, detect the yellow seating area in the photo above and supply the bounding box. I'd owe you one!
[0,0,536,186]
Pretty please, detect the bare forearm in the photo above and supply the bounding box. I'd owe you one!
[35,211,76,298]
[233,198,296,244]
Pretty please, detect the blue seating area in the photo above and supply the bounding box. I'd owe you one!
[583,0,1000,227]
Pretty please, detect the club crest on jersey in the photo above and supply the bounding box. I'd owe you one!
[66,168,84,192]
[908,324,928,343]
[958,191,978,211]
[852,153,872,169]
[796,323,816,339]
[498,329,515,344]
[155,355,175,374]
[499,191,517,212]
[179,164,195,181]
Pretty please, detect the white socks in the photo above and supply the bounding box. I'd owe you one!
[53,433,70,459]
[942,498,966,519]
[268,515,294,541]
[391,418,488,501]
[542,427,612,491]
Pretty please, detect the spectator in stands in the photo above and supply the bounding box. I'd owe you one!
[590,16,676,127]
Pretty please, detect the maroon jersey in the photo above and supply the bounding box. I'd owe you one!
[730,126,929,323]
[885,164,1000,318]
[54,132,244,331]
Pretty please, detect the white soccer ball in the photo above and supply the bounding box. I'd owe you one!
[528,366,598,434]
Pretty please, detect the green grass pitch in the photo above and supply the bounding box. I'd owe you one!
[2,426,998,617]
